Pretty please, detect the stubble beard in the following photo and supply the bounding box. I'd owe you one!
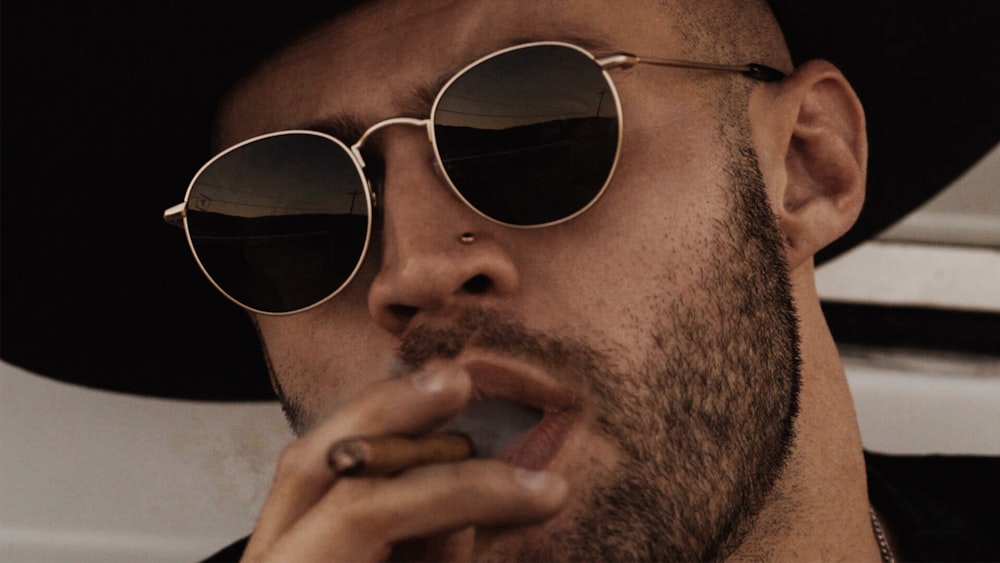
[393,139,801,562]
[270,137,801,561]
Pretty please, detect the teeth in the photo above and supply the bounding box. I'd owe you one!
[444,399,543,458]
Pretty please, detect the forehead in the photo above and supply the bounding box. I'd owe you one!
[217,0,683,146]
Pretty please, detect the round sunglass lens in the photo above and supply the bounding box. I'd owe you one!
[184,132,370,313]
[433,44,620,226]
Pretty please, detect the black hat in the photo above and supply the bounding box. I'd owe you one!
[2,1,997,400]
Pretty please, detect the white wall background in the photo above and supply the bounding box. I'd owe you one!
[0,363,290,562]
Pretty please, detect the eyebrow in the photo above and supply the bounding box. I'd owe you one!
[296,32,618,143]
[418,33,616,107]
[299,113,371,145]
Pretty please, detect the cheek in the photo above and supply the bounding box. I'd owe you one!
[509,103,734,362]
[254,282,397,422]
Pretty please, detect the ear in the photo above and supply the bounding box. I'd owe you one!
[751,59,867,269]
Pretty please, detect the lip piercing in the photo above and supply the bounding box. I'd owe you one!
[459,232,476,244]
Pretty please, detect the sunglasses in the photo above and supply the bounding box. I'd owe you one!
[164,41,783,315]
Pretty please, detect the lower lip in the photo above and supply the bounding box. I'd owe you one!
[492,411,575,470]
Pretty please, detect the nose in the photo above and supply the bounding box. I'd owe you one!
[365,127,520,335]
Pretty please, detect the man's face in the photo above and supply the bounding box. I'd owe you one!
[220,1,800,560]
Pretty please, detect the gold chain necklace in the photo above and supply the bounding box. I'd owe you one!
[869,507,895,563]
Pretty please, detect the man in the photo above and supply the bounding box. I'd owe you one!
[157,0,988,561]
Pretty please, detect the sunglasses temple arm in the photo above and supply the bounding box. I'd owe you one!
[598,53,785,82]
[163,203,185,228]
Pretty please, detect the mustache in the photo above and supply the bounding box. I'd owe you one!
[396,307,612,387]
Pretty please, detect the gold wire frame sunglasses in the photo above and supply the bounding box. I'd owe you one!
[164,41,784,315]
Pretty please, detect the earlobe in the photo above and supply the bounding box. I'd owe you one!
[760,60,868,269]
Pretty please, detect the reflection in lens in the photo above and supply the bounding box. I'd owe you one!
[185,132,369,313]
[434,44,619,226]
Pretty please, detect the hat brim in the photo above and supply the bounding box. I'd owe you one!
[2,1,997,400]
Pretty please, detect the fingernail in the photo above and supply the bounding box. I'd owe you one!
[514,468,563,492]
[411,368,448,393]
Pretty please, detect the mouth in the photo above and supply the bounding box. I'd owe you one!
[443,356,579,470]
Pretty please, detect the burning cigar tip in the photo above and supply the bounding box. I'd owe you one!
[327,437,372,475]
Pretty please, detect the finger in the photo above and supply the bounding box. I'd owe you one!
[306,362,474,456]
[383,462,568,539]
[271,460,568,561]
[244,365,471,557]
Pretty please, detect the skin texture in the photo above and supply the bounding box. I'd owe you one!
[215,1,875,560]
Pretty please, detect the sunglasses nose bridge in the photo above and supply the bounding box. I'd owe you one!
[351,117,431,164]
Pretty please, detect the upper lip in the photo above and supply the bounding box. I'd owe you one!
[458,353,580,415]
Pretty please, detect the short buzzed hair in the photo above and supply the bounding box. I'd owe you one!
[664,0,791,69]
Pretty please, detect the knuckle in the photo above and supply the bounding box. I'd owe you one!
[273,438,328,483]
[327,479,391,534]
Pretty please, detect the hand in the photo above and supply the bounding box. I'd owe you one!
[241,366,569,562]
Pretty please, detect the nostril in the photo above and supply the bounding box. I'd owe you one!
[389,304,418,323]
[462,274,493,295]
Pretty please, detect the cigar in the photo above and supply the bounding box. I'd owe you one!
[326,399,543,478]
[328,433,474,477]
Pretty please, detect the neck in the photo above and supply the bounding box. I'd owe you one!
[729,264,883,561]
